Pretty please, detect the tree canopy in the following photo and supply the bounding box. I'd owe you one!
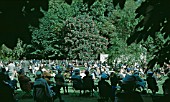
[64,0,170,68]
[29,0,108,60]
[127,0,170,68]
[1,0,170,68]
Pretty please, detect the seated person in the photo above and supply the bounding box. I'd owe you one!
[98,73,112,101]
[63,70,71,82]
[83,70,94,96]
[0,72,16,102]
[33,71,54,102]
[71,69,83,95]
[2,67,18,90]
[133,71,146,91]
[117,75,144,102]
[43,71,54,86]
[55,69,68,94]
[18,70,33,92]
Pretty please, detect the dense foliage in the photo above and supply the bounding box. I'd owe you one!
[27,0,144,64]
[106,0,143,63]
[29,0,108,60]
[1,0,169,68]
[128,0,170,68]
[0,39,26,60]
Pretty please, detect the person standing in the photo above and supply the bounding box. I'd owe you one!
[7,61,16,80]
[54,69,66,102]
[21,57,30,76]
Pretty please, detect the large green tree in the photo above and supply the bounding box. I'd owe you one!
[57,14,108,60]
[27,0,73,59]
[86,0,144,65]
[111,0,170,68]
[127,0,170,68]
[29,0,108,60]
[107,0,143,62]
[64,0,170,68]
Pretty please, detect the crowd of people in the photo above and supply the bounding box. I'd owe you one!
[0,58,170,102]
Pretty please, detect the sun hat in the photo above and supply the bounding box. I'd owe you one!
[36,71,42,76]
[147,71,153,76]
[122,74,136,84]
[101,73,108,79]
[121,75,137,91]
[74,68,80,74]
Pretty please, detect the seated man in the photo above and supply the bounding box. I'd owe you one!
[83,70,94,96]
[98,73,112,101]
[71,69,83,95]
[53,69,66,102]
[33,71,54,102]
[117,75,144,102]
[133,71,146,91]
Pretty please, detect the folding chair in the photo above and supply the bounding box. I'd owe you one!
[83,76,94,97]
[33,84,54,102]
[71,78,83,96]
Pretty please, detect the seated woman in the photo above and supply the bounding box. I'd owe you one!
[117,75,144,102]
[1,67,18,90]
[0,72,16,102]
[43,71,54,86]
[18,70,33,97]
[133,71,146,91]
[63,70,71,82]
